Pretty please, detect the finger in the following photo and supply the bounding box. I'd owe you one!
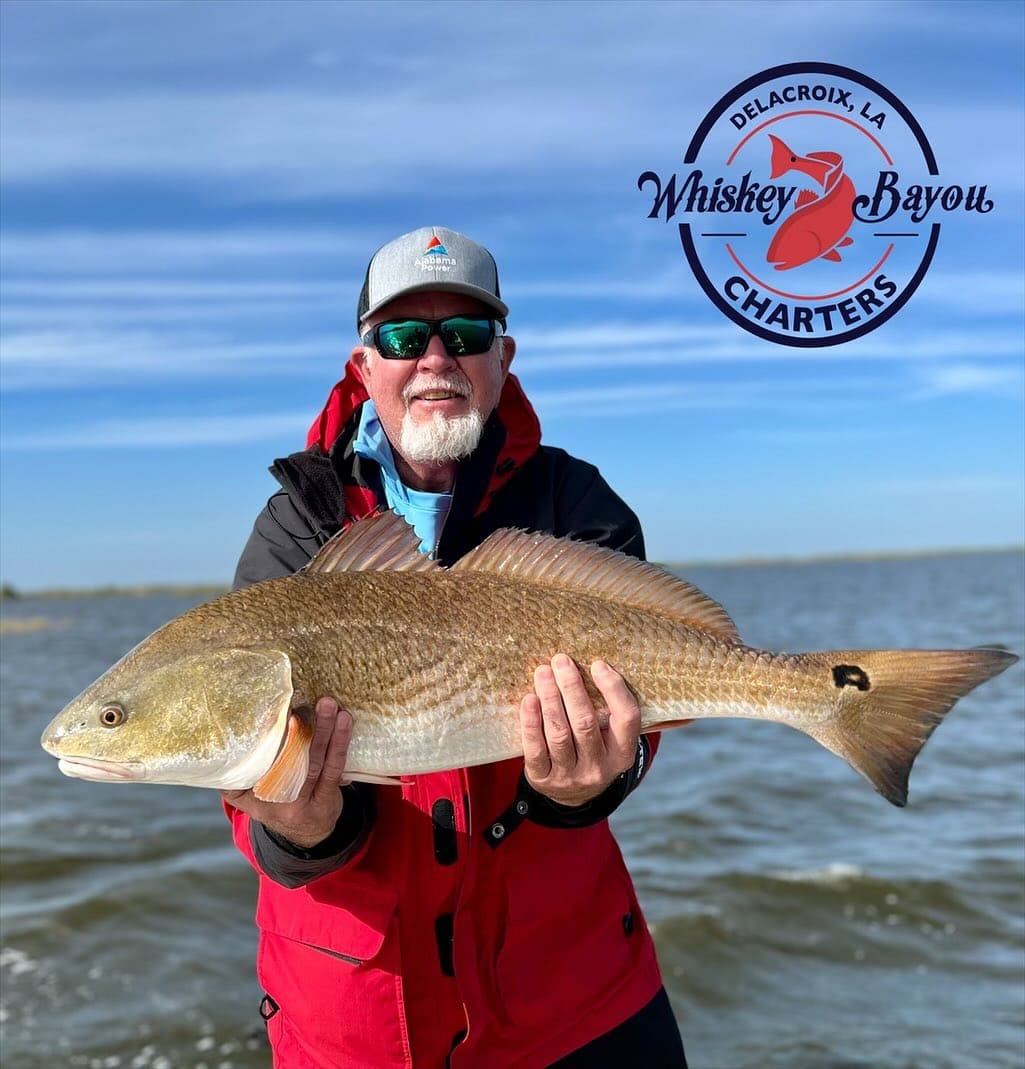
[298,697,340,796]
[311,707,354,803]
[219,788,264,822]
[551,654,603,760]
[592,660,641,771]
[519,693,551,779]
[534,663,576,767]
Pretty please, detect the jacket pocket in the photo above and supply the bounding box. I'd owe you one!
[256,877,398,965]
[255,880,410,1068]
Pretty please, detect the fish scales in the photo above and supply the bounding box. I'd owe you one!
[143,571,850,774]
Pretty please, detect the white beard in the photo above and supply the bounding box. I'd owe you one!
[399,408,485,464]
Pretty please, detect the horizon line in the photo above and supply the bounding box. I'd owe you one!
[3,544,1022,600]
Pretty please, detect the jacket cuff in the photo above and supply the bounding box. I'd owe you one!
[251,783,373,888]
[522,736,654,829]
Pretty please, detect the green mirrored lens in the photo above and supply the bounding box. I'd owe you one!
[438,317,494,355]
[377,320,431,359]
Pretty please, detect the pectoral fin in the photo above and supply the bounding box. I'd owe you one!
[254,712,315,802]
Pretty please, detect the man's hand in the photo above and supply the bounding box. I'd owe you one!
[221,697,353,849]
[520,655,641,808]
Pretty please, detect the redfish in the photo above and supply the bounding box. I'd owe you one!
[766,133,857,270]
[41,512,1016,807]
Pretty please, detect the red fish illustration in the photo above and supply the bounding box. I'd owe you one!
[765,134,856,270]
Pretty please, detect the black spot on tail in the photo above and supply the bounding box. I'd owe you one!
[832,664,871,691]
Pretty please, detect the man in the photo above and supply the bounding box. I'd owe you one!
[224,227,688,1068]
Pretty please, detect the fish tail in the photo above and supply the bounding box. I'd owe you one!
[768,134,793,179]
[811,647,1017,807]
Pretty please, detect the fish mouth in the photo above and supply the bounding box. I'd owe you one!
[55,756,145,782]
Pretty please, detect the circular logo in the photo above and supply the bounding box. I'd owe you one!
[639,62,993,347]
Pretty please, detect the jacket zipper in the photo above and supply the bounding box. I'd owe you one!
[299,941,364,966]
[430,475,456,561]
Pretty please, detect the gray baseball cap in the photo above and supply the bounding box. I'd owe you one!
[356,226,509,332]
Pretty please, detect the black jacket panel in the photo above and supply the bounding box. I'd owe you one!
[234,443,644,589]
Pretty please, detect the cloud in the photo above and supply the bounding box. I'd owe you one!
[2,4,1020,199]
[915,272,1025,315]
[734,424,915,444]
[0,86,646,195]
[510,270,703,303]
[0,371,908,449]
[1,279,342,303]
[0,328,346,389]
[521,372,899,420]
[872,475,1024,496]
[0,228,368,273]
[5,86,1017,202]
[3,315,1022,391]
[2,411,313,450]
[514,323,1025,373]
[913,362,1025,397]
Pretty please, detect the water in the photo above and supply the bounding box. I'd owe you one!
[2,554,1023,1069]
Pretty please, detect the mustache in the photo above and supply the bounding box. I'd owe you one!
[402,374,472,404]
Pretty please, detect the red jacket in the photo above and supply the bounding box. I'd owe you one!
[227,365,664,1068]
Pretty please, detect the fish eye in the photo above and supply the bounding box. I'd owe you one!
[99,704,126,728]
[790,155,796,162]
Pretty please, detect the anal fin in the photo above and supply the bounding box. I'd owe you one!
[254,713,314,802]
[822,249,842,262]
[838,236,854,247]
[341,771,409,787]
[642,719,694,733]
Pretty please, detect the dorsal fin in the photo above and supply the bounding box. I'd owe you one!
[303,510,440,574]
[450,529,740,642]
[795,188,819,208]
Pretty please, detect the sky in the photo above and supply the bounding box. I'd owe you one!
[1,0,1022,589]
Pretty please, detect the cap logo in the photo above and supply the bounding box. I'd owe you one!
[414,235,457,272]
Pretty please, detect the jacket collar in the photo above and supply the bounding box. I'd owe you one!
[305,360,542,520]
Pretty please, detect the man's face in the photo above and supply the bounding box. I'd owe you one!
[352,291,514,468]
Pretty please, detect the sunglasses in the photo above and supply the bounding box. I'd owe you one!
[362,315,501,360]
